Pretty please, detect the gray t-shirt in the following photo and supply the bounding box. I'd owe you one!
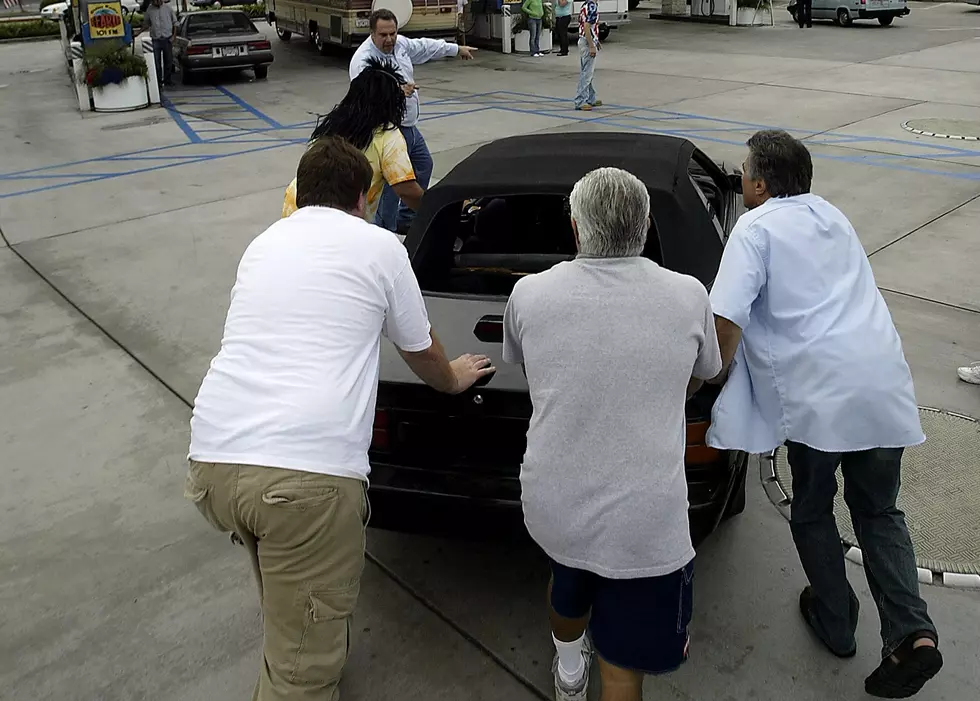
[502,256,722,579]
[143,4,178,40]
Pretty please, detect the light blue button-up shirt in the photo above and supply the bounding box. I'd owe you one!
[707,194,925,455]
[349,36,460,128]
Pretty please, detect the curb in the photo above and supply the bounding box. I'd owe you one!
[902,120,980,141]
[0,34,59,43]
[759,452,980,591]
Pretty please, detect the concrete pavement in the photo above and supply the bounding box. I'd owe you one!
[2,4,979,699]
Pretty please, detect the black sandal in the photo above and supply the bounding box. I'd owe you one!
[865,631,943,699]
[799,586,857,658]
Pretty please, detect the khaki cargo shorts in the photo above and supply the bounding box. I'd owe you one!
[185,460,369,701]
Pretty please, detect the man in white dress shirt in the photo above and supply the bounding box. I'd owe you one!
[350,9,477,232]
[707,130,942,698]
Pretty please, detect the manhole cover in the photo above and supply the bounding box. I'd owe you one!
[770,408,980,576]
[902,119,980,141]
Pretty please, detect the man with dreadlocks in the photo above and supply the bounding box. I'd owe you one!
[282,57,423,228]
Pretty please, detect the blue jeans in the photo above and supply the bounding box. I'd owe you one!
[527,17,542,55]
[574,37,597,108]
[376,125,433,233]
[152,37,174,85]
[787,442,936,659]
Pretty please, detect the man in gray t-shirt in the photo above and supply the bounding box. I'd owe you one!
[502,167,721,701]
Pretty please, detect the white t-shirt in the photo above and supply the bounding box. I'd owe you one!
[189,206,432,482]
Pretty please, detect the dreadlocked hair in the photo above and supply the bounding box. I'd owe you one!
[309,57,407,151]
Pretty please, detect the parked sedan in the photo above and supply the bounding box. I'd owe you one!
[368,132,750,547]
[174,10,273,83]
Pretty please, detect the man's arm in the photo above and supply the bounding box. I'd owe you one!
[397,332,492,394]
[709,316,743,385]
[403,36,476,64]
[384,254,493,394]
[706,223,767,383]
[583,2,598,54]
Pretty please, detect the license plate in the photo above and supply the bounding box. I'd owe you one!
[222,46,239,57]
[354,18,369,28]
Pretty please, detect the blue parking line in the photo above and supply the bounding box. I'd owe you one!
[0,141,297,200]
[214,86,282,128]
[161,95,202,144]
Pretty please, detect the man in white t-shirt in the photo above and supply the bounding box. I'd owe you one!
[185,136,493,701]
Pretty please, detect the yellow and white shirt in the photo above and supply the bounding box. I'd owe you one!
[282,127,416,222]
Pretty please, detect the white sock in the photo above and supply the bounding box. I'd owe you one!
[553,633,586,685]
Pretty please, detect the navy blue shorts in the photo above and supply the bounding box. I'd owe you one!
[550,559,694,674]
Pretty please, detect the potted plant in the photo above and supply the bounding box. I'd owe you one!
[80,42,149,112]
[511,2,554,53]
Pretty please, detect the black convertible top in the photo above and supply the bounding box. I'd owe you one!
[407,132,732,288]
[427,133,688,196]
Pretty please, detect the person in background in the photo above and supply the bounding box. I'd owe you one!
[350,9,477,233]
[553,0,573,56]
[956,362,980,384]
[503,167,721,701]
[522,0,544,57]
[575,0,601,111]
[282,58,422,227]
[186,136,494,701]
[797,0,813,28]
[142,0,178,88]
[707,130,942,699]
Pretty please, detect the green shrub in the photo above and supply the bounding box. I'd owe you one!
[0,19,61,40]
[82,43,147,88]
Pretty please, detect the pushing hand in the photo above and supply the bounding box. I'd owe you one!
[449,354,495,394]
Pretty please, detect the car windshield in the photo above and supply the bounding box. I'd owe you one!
[186,13,255,35]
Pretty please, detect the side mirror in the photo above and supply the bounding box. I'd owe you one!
[729,172,743,194]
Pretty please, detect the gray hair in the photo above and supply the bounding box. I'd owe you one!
[745,130,813,198]
[569,167,650,258]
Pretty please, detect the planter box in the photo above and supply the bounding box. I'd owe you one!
[92,76,149,113]
[735,4,772,24]
[513,28,553,53]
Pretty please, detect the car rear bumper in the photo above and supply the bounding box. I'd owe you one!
[184,53,274,71]
[367,451,748,547]
[857,7,909,17]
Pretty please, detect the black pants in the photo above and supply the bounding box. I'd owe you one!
[554,15,571,55]
[797,0,812,26]
[786,442,936,658]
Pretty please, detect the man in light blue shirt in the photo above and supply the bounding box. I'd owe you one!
[350,9,476,232]
[708,130,942,699]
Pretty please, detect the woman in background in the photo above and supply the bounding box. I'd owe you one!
[282,57,424,227]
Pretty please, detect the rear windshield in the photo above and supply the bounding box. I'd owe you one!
[186,13,255,35]
[414,194,662,296]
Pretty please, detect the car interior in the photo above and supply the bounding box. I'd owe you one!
[185,13,256,35]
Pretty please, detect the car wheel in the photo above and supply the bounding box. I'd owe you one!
[721,458,747,521]
[878,14,893,25]
[836,7,852,25]
[276,24,292,40]
[254,64,268,80]
[598,24,610,42]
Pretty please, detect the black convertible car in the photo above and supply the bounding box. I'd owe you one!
[368,132,749,546]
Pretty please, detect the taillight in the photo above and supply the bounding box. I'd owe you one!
[247,40,272,51]
[686,421,720,465]
[371,409,390,452]
[187,45,211,55]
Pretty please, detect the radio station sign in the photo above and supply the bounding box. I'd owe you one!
[87,1,125,39]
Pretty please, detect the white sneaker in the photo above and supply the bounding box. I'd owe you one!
[553,637,593,701]
[957,362,980,385]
